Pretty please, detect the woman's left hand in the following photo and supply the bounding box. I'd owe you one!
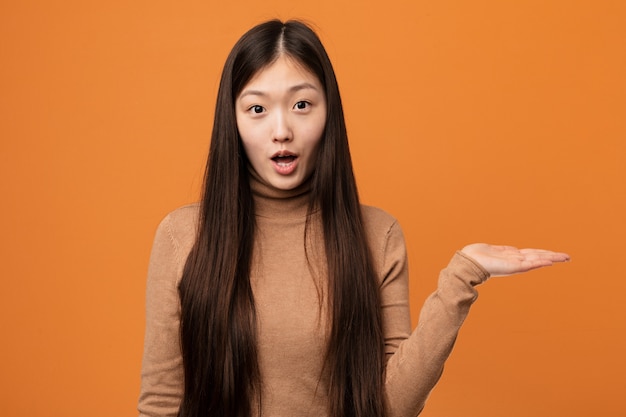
[461,243,570,278]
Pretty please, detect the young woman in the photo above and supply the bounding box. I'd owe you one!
[138,20,569,417]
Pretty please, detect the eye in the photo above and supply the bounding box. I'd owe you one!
[248,105,265,114]
[294,101,310,111]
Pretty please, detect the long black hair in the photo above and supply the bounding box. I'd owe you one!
[178,19,386,417]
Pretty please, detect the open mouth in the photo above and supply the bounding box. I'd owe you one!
[271,154,297,166]
[270,151,299,175]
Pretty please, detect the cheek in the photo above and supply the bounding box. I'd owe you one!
[305,130,324,168]
[240,139,262,167]
[237,133,257,164]
[237,120,261,155]
[304,114,326,146]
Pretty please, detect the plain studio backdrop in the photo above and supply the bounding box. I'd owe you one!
[1,1,624,416]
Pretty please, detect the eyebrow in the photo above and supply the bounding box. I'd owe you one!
[238,82,320,99]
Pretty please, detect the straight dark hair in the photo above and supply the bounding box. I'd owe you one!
[178,19,386,417]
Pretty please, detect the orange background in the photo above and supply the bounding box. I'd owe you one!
[1,1,624,416]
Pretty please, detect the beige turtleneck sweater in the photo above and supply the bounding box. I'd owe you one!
[138,176,489,417]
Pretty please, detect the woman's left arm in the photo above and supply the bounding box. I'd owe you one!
[379,223,569,416]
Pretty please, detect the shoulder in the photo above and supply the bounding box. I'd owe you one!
[360,205,408,280]
[360,204,405,252]
[160,203,200,231]
[360,204,401,238]
[153,203,200,260]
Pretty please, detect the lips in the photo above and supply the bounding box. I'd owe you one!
[272,154,296,165]
[271,150,299,174]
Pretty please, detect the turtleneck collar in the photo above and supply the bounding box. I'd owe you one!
[249,167,313,219]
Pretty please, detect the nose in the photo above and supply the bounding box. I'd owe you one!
[272,111,292,143]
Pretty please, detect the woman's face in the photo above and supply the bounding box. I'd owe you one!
[235,55,327,191]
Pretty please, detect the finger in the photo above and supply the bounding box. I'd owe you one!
[519,249,570,261]
[519,248,554,254]
[519,259,555,271]
[522,252,560,262]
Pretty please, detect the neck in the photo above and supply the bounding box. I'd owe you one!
[249,168,312,219]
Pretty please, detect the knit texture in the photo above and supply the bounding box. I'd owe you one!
[138,175,489,417]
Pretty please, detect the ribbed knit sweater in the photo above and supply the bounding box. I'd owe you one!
[138,175,489,417]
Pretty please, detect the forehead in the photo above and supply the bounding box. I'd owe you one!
[240,55,322,93]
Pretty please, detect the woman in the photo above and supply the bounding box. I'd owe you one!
[138,19,569,417]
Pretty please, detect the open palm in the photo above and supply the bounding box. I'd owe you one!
[461,243,570,278]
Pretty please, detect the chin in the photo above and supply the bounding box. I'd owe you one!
[271,178,301,190]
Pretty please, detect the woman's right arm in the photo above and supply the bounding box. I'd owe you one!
[138,212,190,417]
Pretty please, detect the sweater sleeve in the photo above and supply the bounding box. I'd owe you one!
[380,222,489,417]
[138,214,186,417]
